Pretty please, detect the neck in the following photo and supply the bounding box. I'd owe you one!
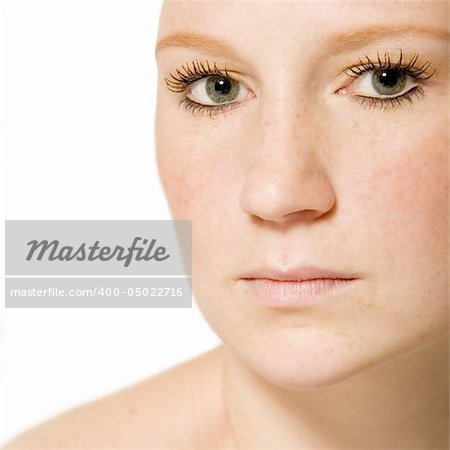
[222,334,449,449]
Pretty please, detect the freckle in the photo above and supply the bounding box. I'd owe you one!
[127,406,137,416]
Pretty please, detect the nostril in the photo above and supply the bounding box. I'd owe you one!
[239,166,336,224]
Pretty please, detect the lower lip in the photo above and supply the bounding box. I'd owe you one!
[240,278,358,308]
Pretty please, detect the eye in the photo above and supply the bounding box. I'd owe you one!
[344,68,417,98]
[186,75,250,106]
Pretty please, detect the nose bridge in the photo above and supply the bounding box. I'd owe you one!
[257,67,321,157]
[248,36,319,161]
[260,96,313,164]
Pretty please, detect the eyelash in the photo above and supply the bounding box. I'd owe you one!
[165,60,237,119]
[342,50,435,111]
[164,51,436,118]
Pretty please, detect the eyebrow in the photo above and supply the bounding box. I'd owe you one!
[155,25,449,56]
[323,24,450,52]
[155,32,236,56]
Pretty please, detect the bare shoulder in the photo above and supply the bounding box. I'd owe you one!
[2,345,230,450]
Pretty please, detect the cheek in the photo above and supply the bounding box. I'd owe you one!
[157,104,225,214]
[356,124,448,265]
[346,119,448,337]
[157,137,230,219]
[156,113,238,277]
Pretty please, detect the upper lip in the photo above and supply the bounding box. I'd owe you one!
[240,265,359,282]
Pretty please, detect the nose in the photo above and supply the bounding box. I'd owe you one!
[239,102,336,224]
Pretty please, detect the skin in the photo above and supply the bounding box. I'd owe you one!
[155,0,449,448]
[2,1,448,449]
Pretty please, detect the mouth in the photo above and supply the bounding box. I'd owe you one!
[239,265,360,308]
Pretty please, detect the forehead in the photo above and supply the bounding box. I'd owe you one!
[158,1,448,38]
[156,1,449,69]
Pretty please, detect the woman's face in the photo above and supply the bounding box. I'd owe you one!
[155,1,449,389]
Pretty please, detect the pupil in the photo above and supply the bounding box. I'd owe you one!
[378,70,399,88]
[214,78,232,95]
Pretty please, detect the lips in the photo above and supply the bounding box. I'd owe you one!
[238,265,360,307]
[240,264,359,282]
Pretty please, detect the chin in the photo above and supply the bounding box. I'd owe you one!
[224,328,390,391]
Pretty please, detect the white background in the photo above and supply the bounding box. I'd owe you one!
[0,0,220,445]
